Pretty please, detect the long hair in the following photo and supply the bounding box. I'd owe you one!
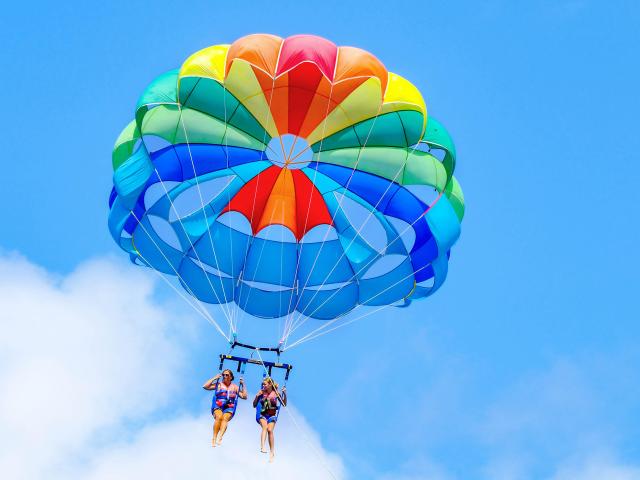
[262,376,278,391]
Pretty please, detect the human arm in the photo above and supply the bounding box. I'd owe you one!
[238,378,248,400]
[202,374,221,390]
[253,389,264,408]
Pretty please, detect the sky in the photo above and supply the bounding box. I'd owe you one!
[1,1,639,479]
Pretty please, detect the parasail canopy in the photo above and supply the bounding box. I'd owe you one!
[108,34,465,349]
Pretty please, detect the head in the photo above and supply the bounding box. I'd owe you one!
[221,369,234,383]
[261,376,278,392]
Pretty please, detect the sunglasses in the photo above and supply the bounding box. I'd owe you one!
[222,374,231,377]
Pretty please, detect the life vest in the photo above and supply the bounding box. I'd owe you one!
[212,382,238,411]
[258,390,279,417]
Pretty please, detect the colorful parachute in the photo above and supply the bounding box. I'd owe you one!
[108,34,464,346]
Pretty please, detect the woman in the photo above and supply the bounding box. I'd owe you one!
[203,369,247,446]
[253,376,287,462]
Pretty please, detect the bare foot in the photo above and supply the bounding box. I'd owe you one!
[269,452,275,463]
[260,448,268,453]
[211,439,216,448]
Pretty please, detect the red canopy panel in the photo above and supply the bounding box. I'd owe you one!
[222,166,332,240]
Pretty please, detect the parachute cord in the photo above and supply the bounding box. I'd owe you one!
[129,211,230,341]
[148,165,235,333]
[138,253,229,341]
[176,104,236,327]
[284,199,437,340]
[232,42,282,333]
[139,102,236,328]
[286,304,394,351]
[134,119,234,330]
[278,205,285,341]
[284,102,384,338]
[233,197,284,315]
[253,349,339,480]
[286,143,312,164]
[222,70,236,335]
[285,138,426,339]
[284,182,438,342]
[284,260,434,350]
[281,81,336,343]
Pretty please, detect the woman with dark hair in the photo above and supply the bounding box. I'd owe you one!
[253,376,287,461]
[203,369,247,446]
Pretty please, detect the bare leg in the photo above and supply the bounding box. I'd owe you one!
[259,418,268,453]
[267,422,276,462]
[212,409,222,447]
[217,412,233,445]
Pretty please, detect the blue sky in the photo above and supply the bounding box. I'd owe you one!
[1,1,639,479]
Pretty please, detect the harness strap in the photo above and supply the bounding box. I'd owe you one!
[230,361,247,416]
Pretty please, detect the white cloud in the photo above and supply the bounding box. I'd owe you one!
[3,251,639,480]
[83,409,344,480]
[0,253,344,480]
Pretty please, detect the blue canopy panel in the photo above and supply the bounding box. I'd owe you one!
[130,215,184,274]
[147,172,246,244]
[296,282,359,319]
[359,255,416,305]
[296,228,358,319]
[306,162,433,246]
[109,187,117,208]
[400,196,462,305]
[108,141,270,272]
[108,194,146,258]
[382,187,432,252]
[108,196,135,251]
[236,281,296,319]
[148,143,267,183]
[109,140,455,318]
[146,170,234,211]
[190,216,252,281]
[219,224,298,318]
[242,237,297,287]
[177,256,234,305]
[304,162,439,300]
[318,187,405,262]
[425,194,461,254]
[297,237,355,286]
[113,147,154,209]
[294,168,419,313]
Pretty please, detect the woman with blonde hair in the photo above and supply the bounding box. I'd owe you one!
[203,369,247,446]
[253,376,287,461]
